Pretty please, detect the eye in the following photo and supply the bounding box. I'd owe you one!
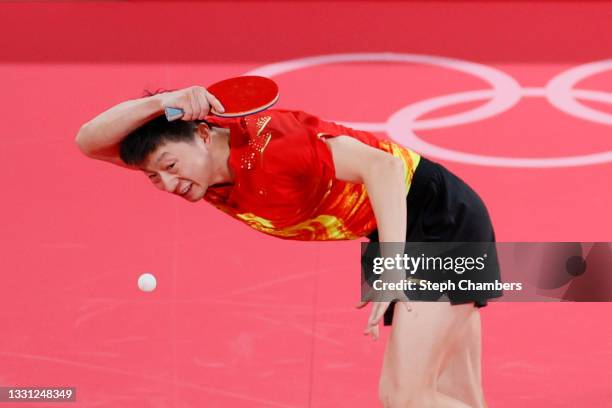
[148,173,158,180]
[167,162,176,170]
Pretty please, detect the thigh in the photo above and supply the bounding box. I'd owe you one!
[380,302,475,392]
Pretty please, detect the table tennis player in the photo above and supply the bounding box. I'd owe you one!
[76,85,501,408]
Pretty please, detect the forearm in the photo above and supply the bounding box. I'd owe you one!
[75,95,162,158]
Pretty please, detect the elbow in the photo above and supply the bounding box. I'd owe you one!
[369,156,406,188]
[378,156,405,177]
[388,156,405,174]
[388,157,407,188]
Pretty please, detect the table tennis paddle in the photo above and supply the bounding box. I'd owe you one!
[165,76,279,121]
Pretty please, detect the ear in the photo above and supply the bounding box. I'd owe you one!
[195,122,212,144]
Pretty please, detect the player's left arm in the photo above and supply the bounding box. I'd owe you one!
[324,135,409,340]
[324,136,407,242]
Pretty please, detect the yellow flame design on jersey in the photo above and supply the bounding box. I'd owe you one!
[236,212,361,240]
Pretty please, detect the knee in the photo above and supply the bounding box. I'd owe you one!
[379,385,435,408]
[379,367,437,407]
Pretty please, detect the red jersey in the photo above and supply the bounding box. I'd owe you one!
[204,110,420,241]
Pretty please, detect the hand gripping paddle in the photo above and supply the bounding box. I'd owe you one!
[165,76,279,121]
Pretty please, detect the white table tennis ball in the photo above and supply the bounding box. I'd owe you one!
[138,273,157,292]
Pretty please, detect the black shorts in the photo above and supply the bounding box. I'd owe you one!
[364,156,503,326]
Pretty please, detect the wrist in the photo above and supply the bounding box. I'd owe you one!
[391,289,409,301]
[148,93,166,111]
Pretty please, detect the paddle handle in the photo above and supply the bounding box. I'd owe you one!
[165,106,226,121]
[165,107,184,122]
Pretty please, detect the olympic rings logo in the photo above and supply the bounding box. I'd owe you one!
[246,53,612,168]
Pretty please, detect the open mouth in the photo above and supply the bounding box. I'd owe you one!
[178,183,192,196]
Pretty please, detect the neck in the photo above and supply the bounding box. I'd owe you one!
[208,126,234,185]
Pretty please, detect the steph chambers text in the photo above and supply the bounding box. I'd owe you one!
[372,279,521,292]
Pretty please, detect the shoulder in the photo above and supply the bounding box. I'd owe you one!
[240,109,320,140]
[246,109,322,128]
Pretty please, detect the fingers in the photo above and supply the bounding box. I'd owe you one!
[189,88,201,121]
[162,86,212,121]
[194,87,210,119]
[400,301,413,313]
[198,88,210,119]
[206,91,225,114]
[364,316,380,341]
[363,322,380,341]
[357,293,413,341]
[178,86,222,119]
[355,300,369,309]
[370,301,390,326]
[360,301,413,341]
[363,302,390,341]
[178,89,195,121]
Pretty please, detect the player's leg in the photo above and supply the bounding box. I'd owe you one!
[378,302,476,408]
[422,160,497,408]
[436,306,487,408]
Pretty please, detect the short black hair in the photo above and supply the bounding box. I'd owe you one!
[119,115,202,166]
[119,89,211,166]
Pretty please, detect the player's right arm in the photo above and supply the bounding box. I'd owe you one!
[75,86,223,167]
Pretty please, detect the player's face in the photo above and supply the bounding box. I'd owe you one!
[141,138,213,202]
